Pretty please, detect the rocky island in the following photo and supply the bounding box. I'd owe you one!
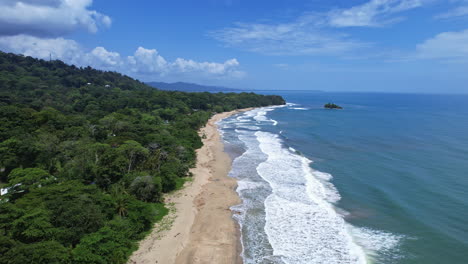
[324,103,343,109]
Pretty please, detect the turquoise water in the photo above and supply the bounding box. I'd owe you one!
[220,92,468,264]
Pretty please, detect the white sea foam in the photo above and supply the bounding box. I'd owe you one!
[237,180,264,192]
[228,129,273,262]
[286,102,309,110]
[256,131,368,264]
[350,227,404,257]
[236,116,250,122]
[291,107,309,110]
[252,107,279,126]
[238,125,261,130]
[243,109,258,118]
[224,108,403,264]
[253,110,270,122]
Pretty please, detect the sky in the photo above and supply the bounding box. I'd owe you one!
[0,0,467,93]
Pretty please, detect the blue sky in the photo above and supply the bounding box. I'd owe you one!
[0,0,467,93]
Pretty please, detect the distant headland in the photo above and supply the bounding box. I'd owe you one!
[147,81,242,92]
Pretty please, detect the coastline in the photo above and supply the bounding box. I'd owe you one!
[129,108,252,264]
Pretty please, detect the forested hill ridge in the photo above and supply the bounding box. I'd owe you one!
[0,51,285,264]
[147,81,242,92]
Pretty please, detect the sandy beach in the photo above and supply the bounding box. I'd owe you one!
[129,108,252,264]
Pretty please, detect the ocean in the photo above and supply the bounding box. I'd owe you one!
[218,91,468,264]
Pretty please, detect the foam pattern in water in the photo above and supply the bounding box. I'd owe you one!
[256,131,368,264]
[229,130,276,263]
[219,107,403,264]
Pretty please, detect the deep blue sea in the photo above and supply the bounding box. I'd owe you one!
[218,92,468,264]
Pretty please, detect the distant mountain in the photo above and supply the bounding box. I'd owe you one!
[147,82,242,92]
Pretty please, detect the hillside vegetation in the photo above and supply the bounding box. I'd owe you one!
[0,52,285,264]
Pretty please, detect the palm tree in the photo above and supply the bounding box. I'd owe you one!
[110,184,130,217]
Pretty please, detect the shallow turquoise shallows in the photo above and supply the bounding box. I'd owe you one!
[219,92,468,264]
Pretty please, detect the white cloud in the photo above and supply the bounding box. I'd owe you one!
[0,1,245,81]
[173,58,240,75]
[435,5,468,19]
[327,0,424,27]
[210,21,368,56]
[210,0,428,56]
[87,47,122,69]
[127,47,244,78]
[127,47,169,75]
[415,29,468,61]
[0,34,83,63]
[0,35,245,80]
[0,0,111,37]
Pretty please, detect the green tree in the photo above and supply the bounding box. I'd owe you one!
[110,184,131,217]
[11,208,57,243]
[6,168,54,199]
[118,140,149,173]
[72,226,135,264]
[0,137,39,181]
[2,240,70,264]
[0,203,23,236]
[129,176,162,202]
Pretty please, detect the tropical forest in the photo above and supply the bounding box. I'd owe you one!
[0,51,285,264]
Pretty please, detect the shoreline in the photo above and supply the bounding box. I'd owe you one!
[129,108,253,264]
